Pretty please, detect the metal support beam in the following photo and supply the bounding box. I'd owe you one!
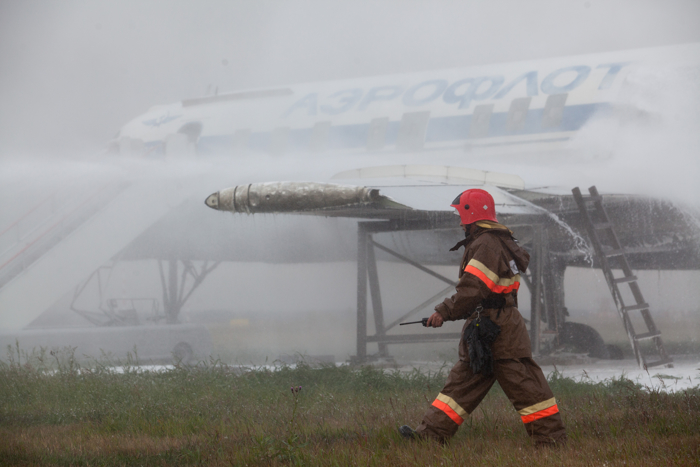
[353,219,556,362]
[529,225,544,355]
[544,258,566,334]
[167,259,179,323]
[366,333,462,343]
[371,241,458,287]
[158,259,221,325]
[71,258,220,327]
[354,221,464,362]
[366,240,388,357]
[356,224,369,361]
[384,284,454,331]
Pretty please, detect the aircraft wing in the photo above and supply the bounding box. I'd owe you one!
[204,163,700,269]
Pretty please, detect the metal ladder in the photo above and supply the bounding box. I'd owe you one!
[572,186,673,369]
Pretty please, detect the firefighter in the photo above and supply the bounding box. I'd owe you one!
[399,189,567,446]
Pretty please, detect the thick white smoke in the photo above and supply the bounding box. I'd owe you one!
[568,60,700,205]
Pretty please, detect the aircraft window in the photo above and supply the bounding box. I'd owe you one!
[396,111,430,151]
[310,121,331,152]
[270,127,290,155]
[469,104,494,138]
[177,121,203,143]
[506,98,531,132]
[542,93,568,128]
[232,129,250,153]
[367,117,389,151]
[182,88,293,107]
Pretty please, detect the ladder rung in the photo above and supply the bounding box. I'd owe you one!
[623,303,650,312]
[603,248,625,257]
[643,358,674,368]
[634,331,661,341]
[593,222,613,230]
[614,275,638,284]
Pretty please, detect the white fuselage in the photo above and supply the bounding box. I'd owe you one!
[114,43,699,168]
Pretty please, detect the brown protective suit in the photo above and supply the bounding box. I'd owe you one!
[414,222,567,445]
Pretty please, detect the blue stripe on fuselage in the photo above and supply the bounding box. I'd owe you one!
[194,102,607,155]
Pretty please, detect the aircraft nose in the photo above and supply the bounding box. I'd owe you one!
[204,192,219,210]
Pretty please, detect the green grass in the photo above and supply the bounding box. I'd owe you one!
[1,346,699,466]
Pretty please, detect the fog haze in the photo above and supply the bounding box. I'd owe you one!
[1,1,699,366]
[2,0,700,155]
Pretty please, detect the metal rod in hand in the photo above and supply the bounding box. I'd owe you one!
[400,318,428,326]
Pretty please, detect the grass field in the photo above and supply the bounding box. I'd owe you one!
[1,346,699,466]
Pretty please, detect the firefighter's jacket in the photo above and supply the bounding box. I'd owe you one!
[434,221,532,361]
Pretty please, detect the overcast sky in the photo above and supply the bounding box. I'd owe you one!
[1,0,699,155]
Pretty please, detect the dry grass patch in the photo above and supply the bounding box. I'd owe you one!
[0,350,698,466]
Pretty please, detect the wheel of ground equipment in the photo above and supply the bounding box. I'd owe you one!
[559,322,612,359]
[172,342,194,365]
[606,344,624,360]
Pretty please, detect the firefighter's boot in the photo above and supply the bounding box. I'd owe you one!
[398,425,418,440]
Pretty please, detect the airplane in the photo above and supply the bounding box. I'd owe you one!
[1,43,698,367]
[112,44,700,367]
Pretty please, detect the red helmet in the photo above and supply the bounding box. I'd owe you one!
[450,189,498,224]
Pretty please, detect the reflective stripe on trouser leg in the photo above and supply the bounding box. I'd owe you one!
[518,397,559,424]
[431,393,467,425]
[415,360,496,441]
[495,358,567,443]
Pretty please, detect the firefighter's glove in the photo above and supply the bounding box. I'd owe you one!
[426,312,444,328]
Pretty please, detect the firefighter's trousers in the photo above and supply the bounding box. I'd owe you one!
[415,357,567,444]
